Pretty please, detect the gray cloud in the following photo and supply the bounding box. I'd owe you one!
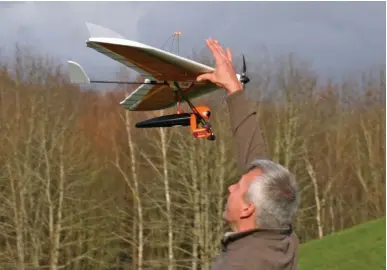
[0,1,385,84]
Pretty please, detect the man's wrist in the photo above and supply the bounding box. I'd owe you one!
[225,81,243,94]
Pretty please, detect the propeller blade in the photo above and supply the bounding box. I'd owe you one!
[242,54,246,74]
[239,54,250,85]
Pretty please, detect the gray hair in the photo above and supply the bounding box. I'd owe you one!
[244,159,300,229]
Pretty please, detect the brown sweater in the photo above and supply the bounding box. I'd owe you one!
[211,90,299,270]
[225,89,269,172]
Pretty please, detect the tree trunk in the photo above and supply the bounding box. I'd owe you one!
[159,120,174,270]
[125,111,143,270]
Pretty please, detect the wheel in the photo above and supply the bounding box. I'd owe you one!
[207,134,216,141]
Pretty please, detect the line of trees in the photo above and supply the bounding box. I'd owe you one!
[0,45,385,269]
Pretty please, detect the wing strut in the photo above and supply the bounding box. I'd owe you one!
[67,61,167,85]
[88,80,167,85]
[173,82,206,126]
[172,81,215,140]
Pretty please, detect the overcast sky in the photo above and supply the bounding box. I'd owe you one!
[0,1,385,84]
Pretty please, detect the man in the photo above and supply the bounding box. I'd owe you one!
[197,39,300,270]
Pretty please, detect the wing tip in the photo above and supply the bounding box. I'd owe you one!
[87,37,149,51]
[85,21,125,40]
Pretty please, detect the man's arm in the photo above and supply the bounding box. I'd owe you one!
[226,89,269,172]
[195,38,269,171]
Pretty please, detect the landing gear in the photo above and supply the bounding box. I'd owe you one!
[207,134,216,141]
[173,82,215,141]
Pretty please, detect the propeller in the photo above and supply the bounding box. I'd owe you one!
[239,54,250,85]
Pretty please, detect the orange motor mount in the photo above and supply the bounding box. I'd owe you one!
[190,106,215,140]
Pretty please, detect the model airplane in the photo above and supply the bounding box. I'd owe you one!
[67,22,250,141]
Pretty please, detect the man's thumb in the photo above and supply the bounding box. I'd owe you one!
[196,73,214,82]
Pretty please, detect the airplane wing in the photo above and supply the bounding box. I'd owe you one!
[120,80,219,111]
[81,22,221,111]
[84,22,215,81]
[67,59,219,111]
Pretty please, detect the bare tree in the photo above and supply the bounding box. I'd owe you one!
[112,68,144,270]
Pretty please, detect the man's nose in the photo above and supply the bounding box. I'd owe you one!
[228,184,235,193]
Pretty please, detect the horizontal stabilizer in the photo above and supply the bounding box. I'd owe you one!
[67,61,90,84]
[135,113,192,128]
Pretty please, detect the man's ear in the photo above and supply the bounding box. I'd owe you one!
[240,202,255,219]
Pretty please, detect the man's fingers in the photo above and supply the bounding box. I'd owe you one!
[226,48,232,63]
[213,40,225,54]
[206,39,218,55]
[211,39,227,59]
[196,72,215,82]
[207,39,223,62]
[207,38,228,65]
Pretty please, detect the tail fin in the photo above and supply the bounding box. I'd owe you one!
[67,61,90,84]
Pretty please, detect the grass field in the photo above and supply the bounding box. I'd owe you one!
[298,217,386,270]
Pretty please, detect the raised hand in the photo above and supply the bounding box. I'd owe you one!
[196,38,243,94]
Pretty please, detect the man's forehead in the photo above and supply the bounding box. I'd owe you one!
[240,168,262,185]
[246,167,263,177]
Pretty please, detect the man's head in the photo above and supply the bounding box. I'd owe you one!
[223,159,300,232]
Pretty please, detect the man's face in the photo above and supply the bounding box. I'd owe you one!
[223,169,261,228]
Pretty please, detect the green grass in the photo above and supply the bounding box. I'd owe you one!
[298,217,386,270]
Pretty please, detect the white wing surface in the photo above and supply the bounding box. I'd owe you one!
[84,22,215,81]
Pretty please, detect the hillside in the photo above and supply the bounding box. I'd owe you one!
[298,217,386,270]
